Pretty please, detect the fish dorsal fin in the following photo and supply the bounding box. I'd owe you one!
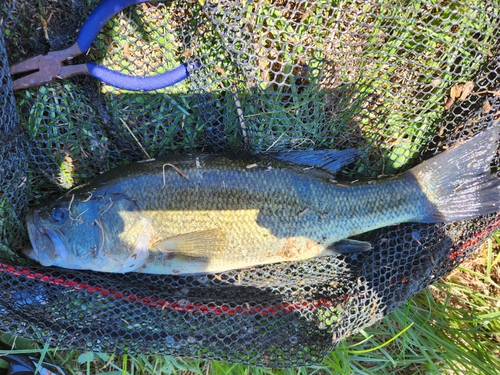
[274,149,361,174]
[153,229,228,261]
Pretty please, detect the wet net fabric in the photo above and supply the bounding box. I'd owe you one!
[1,0,500,367]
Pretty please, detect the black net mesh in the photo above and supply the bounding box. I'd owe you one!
[1,0,500,367]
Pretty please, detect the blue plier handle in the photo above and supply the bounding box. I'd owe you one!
[10,0,196,91]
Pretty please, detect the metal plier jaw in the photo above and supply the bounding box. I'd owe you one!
[10,44,87,90]
[10,0,198,91]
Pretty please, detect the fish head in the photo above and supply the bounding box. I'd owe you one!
[25,191,152,272]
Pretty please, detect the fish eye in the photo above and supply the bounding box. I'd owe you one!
[51,207,67,224]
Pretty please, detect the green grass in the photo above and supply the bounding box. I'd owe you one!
[16,83,119,190]
[1,233,498,374]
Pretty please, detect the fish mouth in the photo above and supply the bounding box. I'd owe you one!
[25,209,69,266]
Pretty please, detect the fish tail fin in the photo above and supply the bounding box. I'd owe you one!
[410,126,500,222]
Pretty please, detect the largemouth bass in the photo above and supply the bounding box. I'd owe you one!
[25,126,500,274]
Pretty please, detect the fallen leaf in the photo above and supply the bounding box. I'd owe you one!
[459,81,474,101]
[445,96,455,110]
[483,100,491,113]
[451,83,463,99]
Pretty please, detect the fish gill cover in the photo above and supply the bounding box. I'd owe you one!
[1,0,500,367]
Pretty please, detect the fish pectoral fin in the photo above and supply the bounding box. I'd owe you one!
[154,229,227,261]
[120,223,154,273]
[326,239,372,254]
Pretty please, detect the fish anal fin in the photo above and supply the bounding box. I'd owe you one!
[325,239,372,254]
[153,229,228,261]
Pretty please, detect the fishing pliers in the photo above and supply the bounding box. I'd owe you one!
[10,0,197,91]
